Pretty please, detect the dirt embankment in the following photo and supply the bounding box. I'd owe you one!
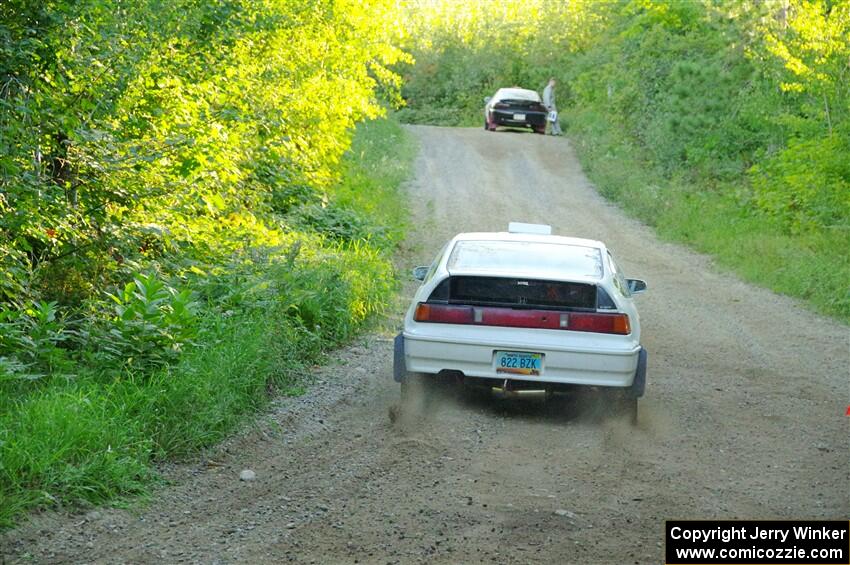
[3,126,848,564]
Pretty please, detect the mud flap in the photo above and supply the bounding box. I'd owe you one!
[393,333,406,383]
[628,347,647,398]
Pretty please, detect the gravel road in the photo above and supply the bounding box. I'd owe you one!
[3,125,848,564]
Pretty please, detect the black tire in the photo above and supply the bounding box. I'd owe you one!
[484,118,489,130]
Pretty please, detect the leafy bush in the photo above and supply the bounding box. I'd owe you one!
[291,204,391,248]
[0,0,419,530]
[750,134,850,232]
[0,301,71,381]
[85,273,199,371]
[0,0,409,310]
[0,116,413,529]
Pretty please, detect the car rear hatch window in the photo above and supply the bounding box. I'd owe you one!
[494,89,540,102]
[493,89,544,110]
[419,276,628,333]
[447,240,603,280]
[495,99,543,110]
[428,276,597,311]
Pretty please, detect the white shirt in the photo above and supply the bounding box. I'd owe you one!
[543,84,556,110]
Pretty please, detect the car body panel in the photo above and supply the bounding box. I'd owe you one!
[400,228,645,391]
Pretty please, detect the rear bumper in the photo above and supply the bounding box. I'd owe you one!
[491,109,547,127]
[398,332,643,389]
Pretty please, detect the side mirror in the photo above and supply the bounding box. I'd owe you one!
[412,266,429,281]
[484,96,491,104]
[627,279,647,295]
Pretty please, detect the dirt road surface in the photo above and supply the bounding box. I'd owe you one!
[3,126,848,564]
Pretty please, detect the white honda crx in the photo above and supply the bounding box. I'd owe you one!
[394,223,648,421]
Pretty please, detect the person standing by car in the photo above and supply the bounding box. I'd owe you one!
[542,77,562,136]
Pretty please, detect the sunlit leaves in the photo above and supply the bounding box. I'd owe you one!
[1,0,407,307]
[762,1,850,91]
[749,131,850,231]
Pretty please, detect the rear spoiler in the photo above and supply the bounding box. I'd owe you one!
[508,222,552,235]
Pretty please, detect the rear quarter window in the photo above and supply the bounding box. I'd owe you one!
[422,242,450,284]
[607,252,631,298]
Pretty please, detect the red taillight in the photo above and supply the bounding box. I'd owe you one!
[413,303,630,335]
[414,303,474,324]
[481,308,561,329]
[567,312,631,335]
[493,102,509,109]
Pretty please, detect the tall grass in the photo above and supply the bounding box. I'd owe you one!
[0,117,414,529]
[566,107,850,321]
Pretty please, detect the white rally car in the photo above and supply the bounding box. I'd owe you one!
[393,223,648,421]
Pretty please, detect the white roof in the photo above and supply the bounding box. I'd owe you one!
[446,232,606,281]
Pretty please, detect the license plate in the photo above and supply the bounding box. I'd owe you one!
[495,351,543,376]
[512,113,526,121]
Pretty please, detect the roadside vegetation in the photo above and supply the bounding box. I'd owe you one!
[397,0,850,322]
[0,0,413,527]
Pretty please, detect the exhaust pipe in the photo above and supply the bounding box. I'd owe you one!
[490,379,550,399]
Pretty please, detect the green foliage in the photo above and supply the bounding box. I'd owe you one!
[91,273,199,371]
[0,115,413,529]
[395,0,617,126]
[750,133,850,232]
[292,204,390,247]
[1,0,410,308]
[397,0,850,320]
[0,301,71,381]
[567,106,850,320]
[0,0,414,527]
[330,116,414,246]
[758,0,850,134]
